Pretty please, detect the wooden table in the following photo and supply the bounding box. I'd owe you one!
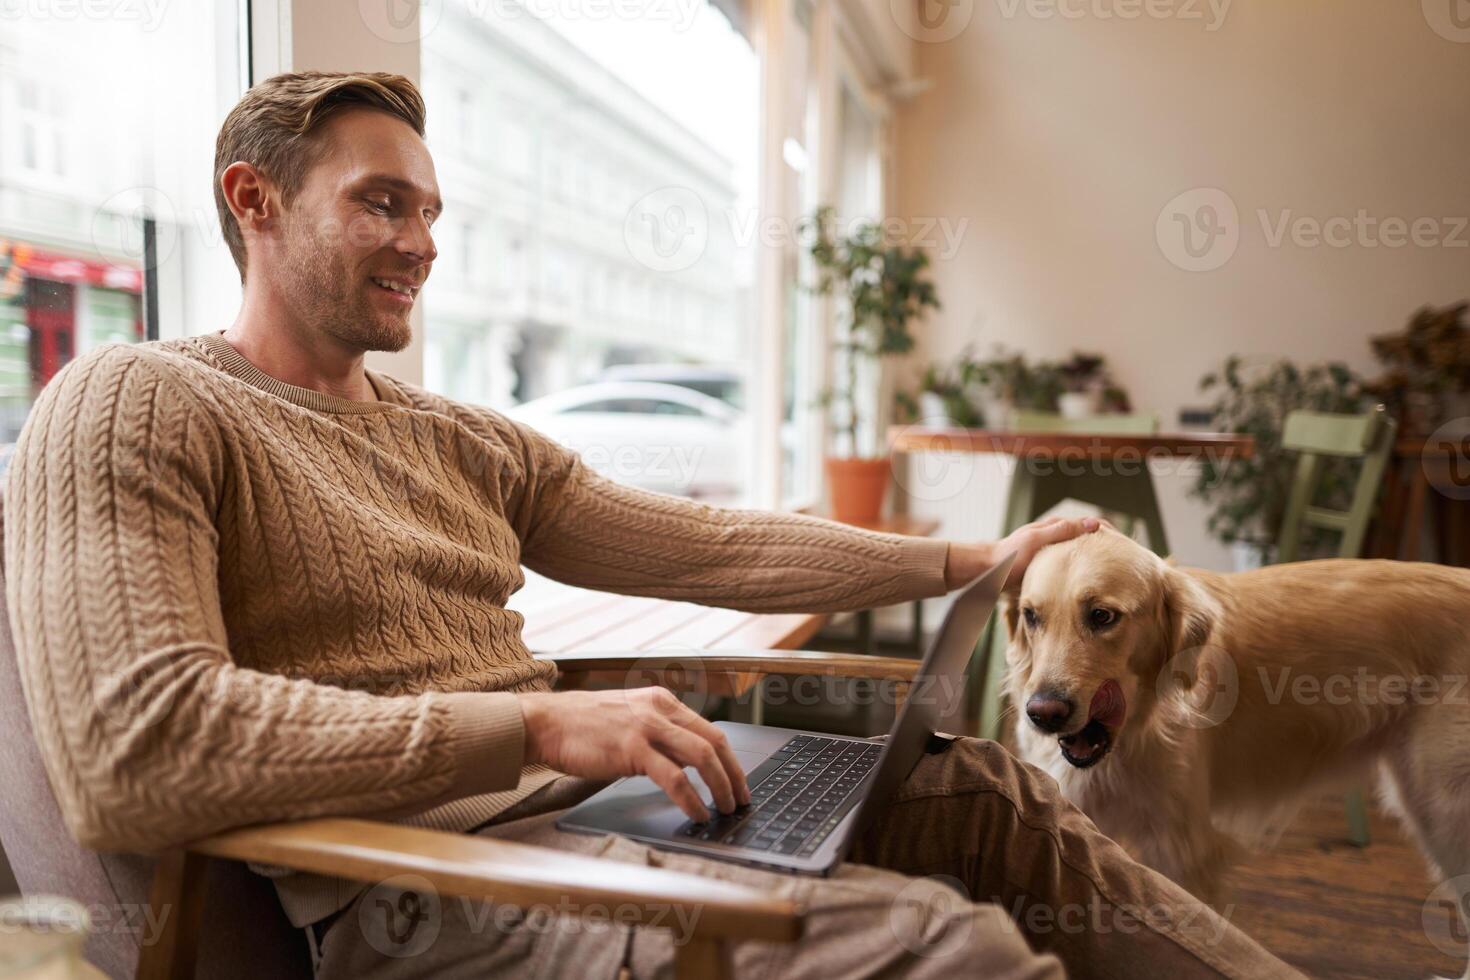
[888,425,1256,736]
[513,582,828,726]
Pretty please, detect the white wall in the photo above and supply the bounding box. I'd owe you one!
[891,0,1470,570]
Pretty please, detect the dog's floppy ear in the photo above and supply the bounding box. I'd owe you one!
[1001,593,1021,640]
[999,594,1029,666]
[1158,565,1219,686]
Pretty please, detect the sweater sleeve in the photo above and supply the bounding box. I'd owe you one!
[3,346,522,854]
[500,415,950,612]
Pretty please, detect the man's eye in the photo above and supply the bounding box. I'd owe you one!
[1088,607,1118,629]
[1022,607,1038,629]
[367,199,391,214]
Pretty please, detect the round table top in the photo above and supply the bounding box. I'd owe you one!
[887,425,1256,459]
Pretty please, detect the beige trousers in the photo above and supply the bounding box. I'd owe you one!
[312,738,1300,979]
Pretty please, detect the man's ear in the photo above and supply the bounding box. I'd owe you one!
[1158,566,1219,686]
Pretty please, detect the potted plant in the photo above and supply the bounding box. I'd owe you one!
[806,206,941,521]
[1189,356,1364,568]
[1056,352,1106,419]
[1364,303,1470,436]
[895,358,984,427]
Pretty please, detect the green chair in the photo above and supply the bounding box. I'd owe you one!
[1270,404,1397,847]
[1011,411,1161,540]
[971,412,1162,738]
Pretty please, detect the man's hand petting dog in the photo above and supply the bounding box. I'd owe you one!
[945,515,1104,592]
[518,687,750,822]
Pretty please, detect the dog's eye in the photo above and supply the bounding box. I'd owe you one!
[1088,607,1119,630]
[1022,607,1038,629]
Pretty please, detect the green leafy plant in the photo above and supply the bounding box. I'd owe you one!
[1190,356,1365,552]
[1057,352,1106,393]
[894,359,984,427]
[896,346,1136,426]
[1364,303,1470,433]
[805,206,941,456]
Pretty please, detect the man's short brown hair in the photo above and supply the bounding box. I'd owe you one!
[213,71,427,280]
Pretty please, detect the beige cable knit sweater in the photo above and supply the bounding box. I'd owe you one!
[4,332,950,922]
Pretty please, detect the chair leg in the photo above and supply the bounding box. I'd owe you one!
[1344,789,1371,847]
[674,936,732,979]
[136,850,208,980]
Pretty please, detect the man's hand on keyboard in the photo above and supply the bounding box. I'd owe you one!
[518,687,751,822]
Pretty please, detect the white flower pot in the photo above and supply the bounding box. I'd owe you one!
[1058,391,1099,420]
[918,392,951,425]
[979,397,1013,431]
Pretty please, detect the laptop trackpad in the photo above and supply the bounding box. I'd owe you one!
[567,748,770,835]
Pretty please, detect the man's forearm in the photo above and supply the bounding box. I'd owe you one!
[521,464,951,613]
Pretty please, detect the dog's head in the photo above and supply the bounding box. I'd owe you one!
[1003,526,1218,768]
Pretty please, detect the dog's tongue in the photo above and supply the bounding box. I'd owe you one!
[1088,680,1126,728]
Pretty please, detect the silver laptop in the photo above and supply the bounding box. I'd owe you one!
[556,554,1015,875]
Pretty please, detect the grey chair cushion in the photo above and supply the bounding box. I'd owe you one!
[0,491,308,978]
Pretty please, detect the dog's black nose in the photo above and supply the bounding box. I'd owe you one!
[1026,694,1074,733]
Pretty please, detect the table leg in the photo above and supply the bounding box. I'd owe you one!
[1134,472,1170,557]
[856,609,875,657]
[729,677,764,727]
[1402,474,1428,562]
[969,464,1042,737]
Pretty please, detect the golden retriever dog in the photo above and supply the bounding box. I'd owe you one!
[1002,527,1470,974]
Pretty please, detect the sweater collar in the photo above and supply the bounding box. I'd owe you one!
[199,331,402,415]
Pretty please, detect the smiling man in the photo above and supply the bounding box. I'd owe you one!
[5,72,1297,978]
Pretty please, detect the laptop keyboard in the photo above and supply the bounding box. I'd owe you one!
[676,735,882,858]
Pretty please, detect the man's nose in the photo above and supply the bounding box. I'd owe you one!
[1026,692,1075,733]
[396,214,437,265]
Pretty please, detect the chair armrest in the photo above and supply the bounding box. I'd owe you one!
[186,818,802,943]
[536,648,920,683]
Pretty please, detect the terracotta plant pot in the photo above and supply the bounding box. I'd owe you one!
[825,456,892,523]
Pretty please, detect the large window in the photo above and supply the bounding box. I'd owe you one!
[420,0,761,506]
[0,1,244,444]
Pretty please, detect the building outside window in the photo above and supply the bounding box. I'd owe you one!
[420,0,760,505]
[0,2,243,445]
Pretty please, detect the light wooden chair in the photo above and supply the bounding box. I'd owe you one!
[1271,405,1397,847]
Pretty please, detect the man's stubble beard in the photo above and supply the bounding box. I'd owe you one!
[279,217,413,354]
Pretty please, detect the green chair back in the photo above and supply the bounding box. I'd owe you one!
[1274,406,1396,563]
[1010,410,1160,435]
